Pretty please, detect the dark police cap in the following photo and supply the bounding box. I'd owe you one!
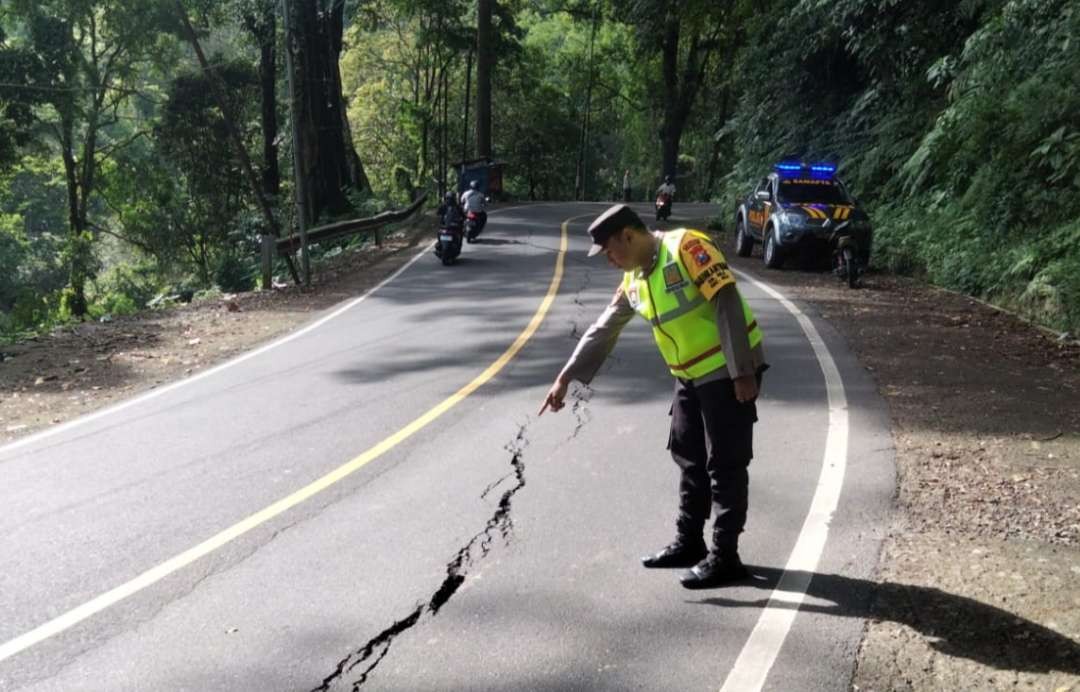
[586,204,643,256]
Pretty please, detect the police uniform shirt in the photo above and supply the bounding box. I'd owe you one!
[559,230,766,386]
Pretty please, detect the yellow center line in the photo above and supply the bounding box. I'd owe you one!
[0,214,580,664]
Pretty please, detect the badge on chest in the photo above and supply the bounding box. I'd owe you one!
[662,262,688,292]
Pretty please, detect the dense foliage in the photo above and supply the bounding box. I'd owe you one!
[0,0,1077,337]
[719,0,1080,331]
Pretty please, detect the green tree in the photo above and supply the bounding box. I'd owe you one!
[154,60,261,281]
[5,0,176,317]
[343,0,477,198]
[0,156,69,319]
[0,22,45,170]
[610,0,735,184]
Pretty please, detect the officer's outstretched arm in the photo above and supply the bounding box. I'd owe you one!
[539,287,633,415]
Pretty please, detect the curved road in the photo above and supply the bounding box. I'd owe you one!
[0,203,893,691]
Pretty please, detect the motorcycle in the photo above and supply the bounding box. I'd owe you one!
[828,220,863,289]
[464,210,487,243]
[655,192,672,221]
[434,222,463,266]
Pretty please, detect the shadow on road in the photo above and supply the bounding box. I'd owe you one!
[470,237,522,245]
[692,566,1080,675]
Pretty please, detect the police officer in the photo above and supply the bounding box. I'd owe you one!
[539,204,767,588]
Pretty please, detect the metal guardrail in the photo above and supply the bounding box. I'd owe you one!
[260,193,429,289]
[274,193,429,256]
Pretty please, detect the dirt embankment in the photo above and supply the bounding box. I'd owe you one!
[0,220,434,444]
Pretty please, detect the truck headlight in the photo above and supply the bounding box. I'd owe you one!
[776,211,804,227]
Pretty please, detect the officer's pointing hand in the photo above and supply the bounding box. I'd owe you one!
[539,378,569,416]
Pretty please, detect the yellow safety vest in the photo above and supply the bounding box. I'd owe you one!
[621,229,763,379]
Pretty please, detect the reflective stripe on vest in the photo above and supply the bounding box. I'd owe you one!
[621,229,763,379]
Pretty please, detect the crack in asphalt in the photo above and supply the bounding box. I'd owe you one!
[569,385,594,439]
[479,471,513,501]
[312,427,529,691]
[561,263,599,441]
[567,265,594,343]
[313,217,605,690]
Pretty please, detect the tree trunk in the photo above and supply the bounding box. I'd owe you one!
[253,11,280,197]
[59,117,89,317]
[435,63,445,195]
[442,64,450,193]
[59,94,101,318]
[286,0,370,226]
[660,4,681,181]
[418,41,437,186]
[462,47,473,163]
[421,59,433,183]
[704,85,730,196]
[475,0,493,159]
[659,3,715,188]
[575,5,598,200]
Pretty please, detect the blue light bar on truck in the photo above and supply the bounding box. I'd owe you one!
[774,161,839,179]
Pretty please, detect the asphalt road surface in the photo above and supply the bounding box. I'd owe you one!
[0,203,893,691]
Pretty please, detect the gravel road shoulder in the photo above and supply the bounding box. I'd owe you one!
[724,246,1080,692]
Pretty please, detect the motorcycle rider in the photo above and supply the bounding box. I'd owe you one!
[435,190,464,258]
[656,175,676,218]
[657,175,676,201]
[438,190,465,228]
[459,179,487,234]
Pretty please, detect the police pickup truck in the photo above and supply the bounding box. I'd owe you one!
[734,162,872,270]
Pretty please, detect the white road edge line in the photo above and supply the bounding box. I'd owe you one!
[0,204,553,663]
[0,246,428,457]
[720,269,849,692]
[0,205,534,457]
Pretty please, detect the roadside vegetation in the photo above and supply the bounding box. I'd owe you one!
[719,0,1080,335]
[1,0,1077,340]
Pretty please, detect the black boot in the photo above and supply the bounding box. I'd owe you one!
[679,533,748,588]
[641,537,707,569]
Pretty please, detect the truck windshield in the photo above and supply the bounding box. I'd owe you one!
[778,179,850,205]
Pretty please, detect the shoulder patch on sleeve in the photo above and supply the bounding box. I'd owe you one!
[679,232,734,300]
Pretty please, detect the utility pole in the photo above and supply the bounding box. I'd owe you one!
[281,0,311,287]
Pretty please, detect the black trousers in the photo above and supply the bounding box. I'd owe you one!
[667,371,763,549]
